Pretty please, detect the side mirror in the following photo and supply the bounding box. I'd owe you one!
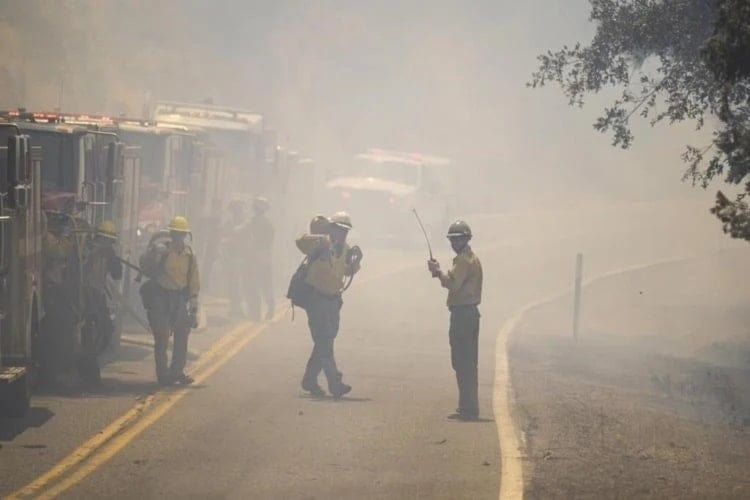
[7,134,30,186]
[112,178,124,200]
[0,216,8,271]
[107,142,124,181]
[14,185,29,208]
[0,151,8,197]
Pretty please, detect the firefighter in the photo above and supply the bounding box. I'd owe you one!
[39,210,77,385]
[139,216,200,386]
[246,196,275,321]
[200,198,223,293]
[296,212,361,398]
[427,220,483,421]
[79,220,123,385]
[222,200,248,317]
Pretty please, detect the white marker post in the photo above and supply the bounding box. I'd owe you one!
[573,253,583,340]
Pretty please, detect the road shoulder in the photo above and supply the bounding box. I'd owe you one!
[510,249,750,498]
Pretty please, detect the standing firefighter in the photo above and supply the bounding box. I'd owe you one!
[246,196,275,321]
[293,212,362,398]
[427,220,483,421]
[139,216,200,386]
[79,221,123,385]
[39,211,77,385]
[222,200,248,317]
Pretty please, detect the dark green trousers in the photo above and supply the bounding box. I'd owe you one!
[449,305,480,416]
[146,287,191,382]
[302,293,344,392]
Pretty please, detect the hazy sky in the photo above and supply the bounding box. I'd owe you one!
[0,0,714,203]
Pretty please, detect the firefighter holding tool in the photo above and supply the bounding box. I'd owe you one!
[427,220,483,421]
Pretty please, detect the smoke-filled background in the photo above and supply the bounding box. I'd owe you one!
[0,0,715,212]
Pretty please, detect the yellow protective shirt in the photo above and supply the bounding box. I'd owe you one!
[248,214,275,261]
[154,244,200,298]
[296,234,356,296]
[439,247,483,307]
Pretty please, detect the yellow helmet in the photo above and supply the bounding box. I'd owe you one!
[96,220,118,239]
[168,216,191,233]
[252,196,270,213]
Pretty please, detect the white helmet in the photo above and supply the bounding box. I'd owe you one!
[330,211,353,230]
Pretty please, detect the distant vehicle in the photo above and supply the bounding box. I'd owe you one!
[325,149,455,242]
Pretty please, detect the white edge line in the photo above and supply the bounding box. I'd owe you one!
[493,253,701,500]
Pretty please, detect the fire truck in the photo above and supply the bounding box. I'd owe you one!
[0,129,43,416]
[111,121,225,254]
[60,113,226,295]
[0,110,141,382]
[152,101,270,202]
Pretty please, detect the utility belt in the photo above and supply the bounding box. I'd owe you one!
[140,279,188,310]
[448,303,480,313]
[311,287,342,301]
[159,285,190,298]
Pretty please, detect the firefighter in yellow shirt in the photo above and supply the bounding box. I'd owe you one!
[79,220,123,385]
[246,196,275,321]
[295,212,362,398]
[428,220,483,421]
[140,216,200,386]
[222,200,249,317]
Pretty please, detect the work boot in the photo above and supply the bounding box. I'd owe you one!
[172,373,194,385]
[158,374,174,387]
[447,411,479,422]
[330,383,352,399]
[301,380,326,397]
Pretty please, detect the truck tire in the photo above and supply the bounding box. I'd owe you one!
[0,373,31,418]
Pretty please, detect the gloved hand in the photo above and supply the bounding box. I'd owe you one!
[427,259,440,278]
[188,297,199,328]
[346,245,363,267]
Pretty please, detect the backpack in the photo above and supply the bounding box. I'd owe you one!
[286,257,314,310]
[138,245,195,310]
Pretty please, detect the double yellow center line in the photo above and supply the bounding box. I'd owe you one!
[7,314,280,499]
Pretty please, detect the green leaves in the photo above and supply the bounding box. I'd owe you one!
[532,0,750,242]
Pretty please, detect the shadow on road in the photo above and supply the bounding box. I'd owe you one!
[0,407,55,442]
[207,315,233,328]
[110,343,152,363]
[35,378,158,399]
[303,395,373,403]
[447,417,495,424]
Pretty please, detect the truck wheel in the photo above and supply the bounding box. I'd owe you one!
[1,374,31,418]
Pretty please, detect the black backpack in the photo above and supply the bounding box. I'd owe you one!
[286,257,314,310]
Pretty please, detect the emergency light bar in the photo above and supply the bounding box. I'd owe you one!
[0,110,61,123]
[0,109,156,128]
[153,101,263,133]
[365,148,451,167]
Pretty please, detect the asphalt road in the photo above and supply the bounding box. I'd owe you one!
[1,199,740,499]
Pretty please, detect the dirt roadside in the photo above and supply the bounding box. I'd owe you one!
[510,248,750,499]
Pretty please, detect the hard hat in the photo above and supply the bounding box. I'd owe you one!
[168,216,191,233]
[447,220,472,239]
[252,196,270,213]
[309,214,331,234]
[96,220,118,239]
[227,199,245,212]
[330,211,353,230]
